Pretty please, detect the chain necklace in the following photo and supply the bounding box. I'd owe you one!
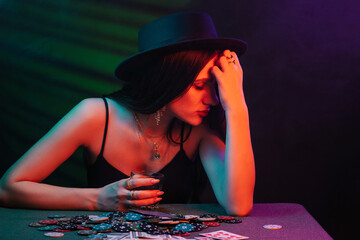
[133,113,166,161]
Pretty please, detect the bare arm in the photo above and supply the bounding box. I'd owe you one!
[0,99,105,209]
[200,50,255,216]
[0,98,162,210]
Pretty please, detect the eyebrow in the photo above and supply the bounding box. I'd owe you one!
[195,78,215,83]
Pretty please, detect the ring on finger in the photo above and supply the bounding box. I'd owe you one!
[226,54,234,59]
[124,179,131,189]
[130,190,136,200]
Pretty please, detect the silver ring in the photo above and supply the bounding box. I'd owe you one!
[124,179,131,189]
[130,190,136,200]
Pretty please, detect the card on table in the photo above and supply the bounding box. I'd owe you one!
[200,230,249,240]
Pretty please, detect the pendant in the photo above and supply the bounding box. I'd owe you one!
[152,142,160,160]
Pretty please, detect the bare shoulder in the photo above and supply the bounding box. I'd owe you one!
[71,97,130,123]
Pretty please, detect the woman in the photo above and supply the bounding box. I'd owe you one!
[0,12,255,216]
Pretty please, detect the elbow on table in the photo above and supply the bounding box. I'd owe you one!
[226,202,253,217]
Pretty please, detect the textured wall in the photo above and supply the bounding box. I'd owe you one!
[0,0,358,239]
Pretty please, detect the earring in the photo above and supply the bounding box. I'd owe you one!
[154,106,166,125]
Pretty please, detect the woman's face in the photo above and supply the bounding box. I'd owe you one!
[168,56,219,126]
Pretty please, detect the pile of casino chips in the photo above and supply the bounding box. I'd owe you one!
[28,211,242,238]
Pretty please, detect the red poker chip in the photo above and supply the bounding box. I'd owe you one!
[203,221,221,227]
[217,216,235,220]
[39,220,58,225]
[178,232,191,237]
[77,225,91,230]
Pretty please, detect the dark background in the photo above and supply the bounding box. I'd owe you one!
[0,0,359,239]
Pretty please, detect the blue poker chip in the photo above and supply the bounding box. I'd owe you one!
[47,214,66,219]
[92,223,112,231]
[37,225,58,231]
[125,212,143,221]
[174,223,195,232]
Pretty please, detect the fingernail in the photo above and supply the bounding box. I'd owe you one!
[156,197,162,201]
[151,179,160,183]
[157,191,164,196]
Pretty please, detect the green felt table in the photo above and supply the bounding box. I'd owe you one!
[0,203,332,240]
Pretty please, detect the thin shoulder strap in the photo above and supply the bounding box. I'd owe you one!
[99,97,109,157]
[180,122,185,150]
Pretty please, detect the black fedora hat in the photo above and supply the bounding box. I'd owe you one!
[115,12,247,81]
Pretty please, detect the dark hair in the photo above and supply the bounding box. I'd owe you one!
[108,49,226,142]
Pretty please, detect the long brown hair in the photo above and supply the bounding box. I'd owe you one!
[108,49,226,142]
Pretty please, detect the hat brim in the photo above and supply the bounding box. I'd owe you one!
[114,37,247,81]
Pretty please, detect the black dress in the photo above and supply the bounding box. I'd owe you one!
[86,97,218,203]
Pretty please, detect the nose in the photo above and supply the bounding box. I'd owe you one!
[203,85,219,106]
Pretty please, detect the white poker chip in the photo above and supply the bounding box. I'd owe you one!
[44,232,65,237]
[263,224,282,230]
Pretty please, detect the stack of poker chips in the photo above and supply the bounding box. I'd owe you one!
[28,211,243,238]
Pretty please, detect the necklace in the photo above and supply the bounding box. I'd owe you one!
[133,113,166,161]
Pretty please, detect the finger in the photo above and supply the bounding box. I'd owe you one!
[123,178,132,189]
[131,178,160,189]
[216,55,231,72]
[210,66,224,82]
[128,197,163,207]
[129,190,164,200]
[223,49,232,58]
[230,51,242,69]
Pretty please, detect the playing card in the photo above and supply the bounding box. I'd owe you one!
[200,230,249,240]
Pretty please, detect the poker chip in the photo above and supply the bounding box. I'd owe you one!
[57,223,78,230]
[217,216,235,220]
[55,218,71,222]
[112,222,130,232]
[139,222,158,232]
[70,215,89,224]
[174,223,195,232]
[77,225,91,230]
[129,222,142,231]
[48,214,66,219]
[184,215,199,220]
[263,224,282,230]
[198,217,217,222]
[52,228,71,232]
[44,232,64,237]
[203,221,221,227]
[92,223,112,232]
[38,226,58,231]
[168,229,186,235]
[200,214,217,218]
[77,230,97,236]
[125,212,143,221]
[178,232,191,237]
[224,219,242,224]
[158,220,180,225]
[29,222,47,227]
[81,223,95,228]
[39,219,58,225]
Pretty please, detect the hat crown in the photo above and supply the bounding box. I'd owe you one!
[138,12,218,52]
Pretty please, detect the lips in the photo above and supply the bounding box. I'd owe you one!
[197,110,209,117]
